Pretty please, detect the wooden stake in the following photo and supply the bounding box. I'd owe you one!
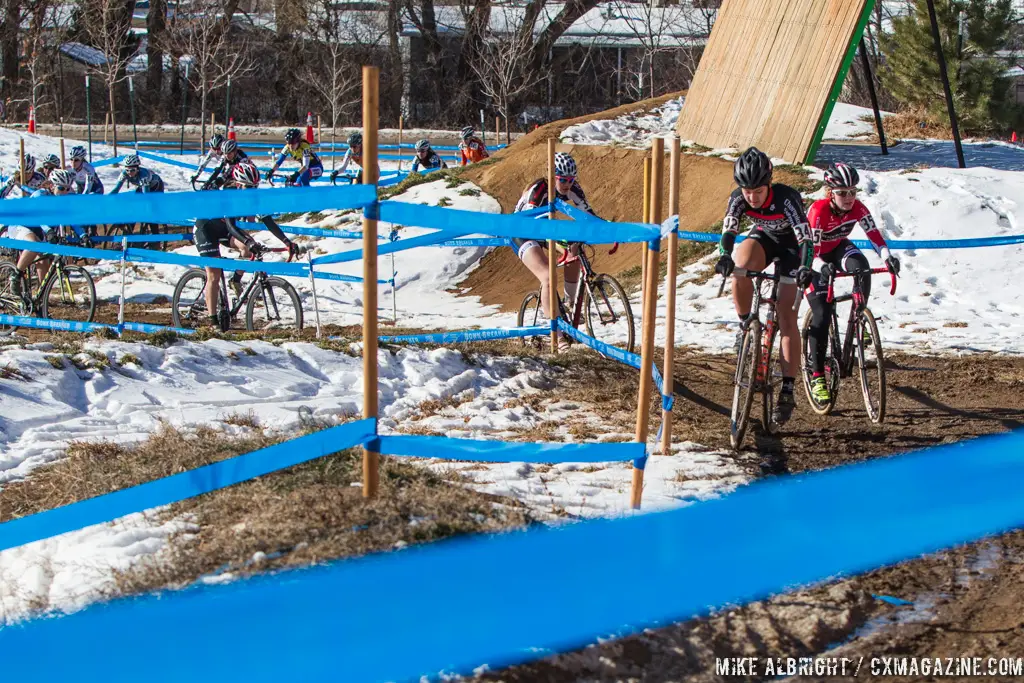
[641,157,651,300]
[631,137,664,510]
[547,138,558,354]
[661,137,681,455]
[495,116,500,144]
[317,114,322,147]
[362,66,381,499]
[104,111,110,144]
[398,115,403,172]
[59,138,66,169]
[210,111,215,131]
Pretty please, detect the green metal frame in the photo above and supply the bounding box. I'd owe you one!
[804,0,879,164]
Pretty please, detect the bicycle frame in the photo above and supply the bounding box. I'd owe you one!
[555,245,596,327]
[732,265,798,383]
[824,267,897,377]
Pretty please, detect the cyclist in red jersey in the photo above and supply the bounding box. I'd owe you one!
[804,162,900,402]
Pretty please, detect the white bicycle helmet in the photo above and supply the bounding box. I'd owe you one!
[554,152,577,179]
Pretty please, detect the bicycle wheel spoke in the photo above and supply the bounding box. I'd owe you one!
[858,309,887,423]
[584,275,635,353]
[43,267,95,322]
[247,279,302,331]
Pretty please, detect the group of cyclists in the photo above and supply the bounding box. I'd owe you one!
[510,146,900,426]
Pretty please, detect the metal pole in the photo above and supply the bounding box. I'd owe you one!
[128,76,139,149]
[180,64,190,154]
[224,77,231,134]
[391,251,397,324]
[118,234,128,328]
[858,38,888,156]
[306,251,323,339]
[85,75,92,162]
[925,0,966,168]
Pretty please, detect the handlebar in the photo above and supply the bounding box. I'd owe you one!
[826,266,897,304]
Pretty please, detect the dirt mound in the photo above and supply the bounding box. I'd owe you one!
[459,93,808,313]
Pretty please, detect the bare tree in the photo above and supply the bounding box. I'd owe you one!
[613,1,697,99]
[24,0,71,119]
[472,5,546,143]
[79,0,136,151]
[302,43,361,160]
[168,0,256,144]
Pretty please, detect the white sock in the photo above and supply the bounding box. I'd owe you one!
[564,280,579,305]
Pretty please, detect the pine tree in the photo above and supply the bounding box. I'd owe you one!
[882,0,1020,132]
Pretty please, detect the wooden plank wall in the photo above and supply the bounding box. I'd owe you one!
[675,0,868,163]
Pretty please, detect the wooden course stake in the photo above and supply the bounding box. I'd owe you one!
[661,137,681,454]
[546,138,558,354]
[362,66,381,498]
[631,137,664,509]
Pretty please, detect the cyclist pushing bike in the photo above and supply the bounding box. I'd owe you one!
[804,162,900,403]
[513,152,594,350]
[192,162,297,328]
[716,147,814,426]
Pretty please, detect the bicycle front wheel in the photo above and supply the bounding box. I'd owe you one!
[41,265,96,323]
[0,262,25,332]
[171,268,211,329]
[731,319,761,450]
[516,291,545,350]
[857,307,886,423]
[246,277,303,332]
[800,308,840,416]
[584,274,635,354]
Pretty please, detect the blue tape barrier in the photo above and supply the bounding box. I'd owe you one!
[311,228,471,266]
[0,236,114,262]
[135,150,204,171]
[236,221,365,240]
[124,247,307,278]
[379,202,660,244]
[6,429,1023,681]
[370,434,644,464]
[90,233,193,243]
[90,156,123,168]
[0,418,376,553]
[0,185,376,227]
[439,237,513,248]
[0,314,195,337]
[378,325,550,345]
[557,319,672,411]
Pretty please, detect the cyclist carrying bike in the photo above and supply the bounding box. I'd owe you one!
[410,138,447,173]
[329,132,379,184]
[513,151,593,349]
[716,147,813,425]
[109,154,165,194]
[266,128,323,186]
[1,154,47,199]
[192,162,297,327]
[804,162,901,403]
[459,126,489,166]
[7,169,77,295]
[69,146,104,194]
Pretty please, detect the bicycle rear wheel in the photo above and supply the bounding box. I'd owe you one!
[730,319,761,450]
[171,269,212,329]
[584,273,635,354]
[42,265,96,322]
[516,291,546,350]
[246,277,303,332]
[800,309,840,416]
[857,307,886,423]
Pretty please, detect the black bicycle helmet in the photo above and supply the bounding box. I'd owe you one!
[733,147,773,189]
[823,162,860,189]
[348,132,363,148]
[285,128,302,143]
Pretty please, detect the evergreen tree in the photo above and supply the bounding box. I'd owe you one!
[882,0,1020,132]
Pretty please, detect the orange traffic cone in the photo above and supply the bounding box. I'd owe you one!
[27,105,36,134]
[306,112,314,144]
[228,117,236,141]
[1012,131,1018,144]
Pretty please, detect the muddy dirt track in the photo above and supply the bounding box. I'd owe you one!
[466,351,1024,682]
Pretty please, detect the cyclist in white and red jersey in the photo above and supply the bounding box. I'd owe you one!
[513,151,594,348]
[715,147,814,425]
[804,162,900,403]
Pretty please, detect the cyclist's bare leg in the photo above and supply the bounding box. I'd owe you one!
[563,251,581,305]
[776,282,801,377]
[731,238,766,318]
[521,243,554,315]
[15,235,51,284]
[204,267,223,317]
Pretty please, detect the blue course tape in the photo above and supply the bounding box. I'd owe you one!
[311,228,468,266]
[135,150,202,170]
[237,221,365,240]
[90,156,124,168]
[90,234,192,243]
[120,321,196,335]
[378,325,550,345]
[554,199,604,225]
[124,247,307,278]
[369,434,644,464]
[0,419,376,554]
[379,202,659,244]
[0,185,376,226]
[438,238,513,248]
[0,236,116,262]
[852,234,1024,250]
[6,429,1024,681]
[0,314,117,335]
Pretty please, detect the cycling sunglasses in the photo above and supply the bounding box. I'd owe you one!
[555,175,575,184]
[832,188,857,198]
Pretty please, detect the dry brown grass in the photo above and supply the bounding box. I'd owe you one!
[0,364,31,381]
[943,321,969,329]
